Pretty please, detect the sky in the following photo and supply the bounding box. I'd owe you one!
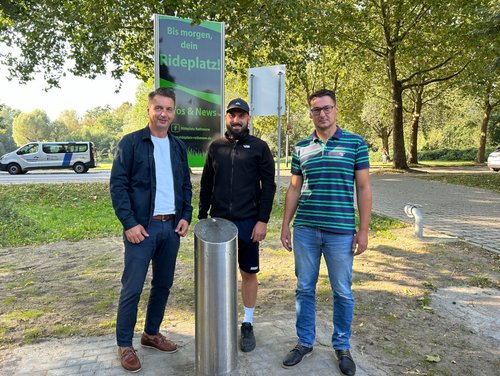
[0,67,142,120]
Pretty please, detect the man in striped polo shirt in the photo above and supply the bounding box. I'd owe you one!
[280,89,372,376]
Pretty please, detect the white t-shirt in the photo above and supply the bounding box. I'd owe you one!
[151,135,176,215]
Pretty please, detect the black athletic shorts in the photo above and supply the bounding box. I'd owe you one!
[232,218,260,274]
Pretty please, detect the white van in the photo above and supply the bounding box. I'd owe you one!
[0,141,97,174]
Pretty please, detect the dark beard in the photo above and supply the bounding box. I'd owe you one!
[226,125,249,140]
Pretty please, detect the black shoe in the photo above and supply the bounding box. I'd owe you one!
[282,344,313,368]
[335,349,356,376]
[240,322,256,352]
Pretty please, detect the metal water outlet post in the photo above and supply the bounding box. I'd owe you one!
[404,203,424,239]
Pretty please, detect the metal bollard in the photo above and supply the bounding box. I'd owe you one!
[404,203,424,239]
[194,218,238,376]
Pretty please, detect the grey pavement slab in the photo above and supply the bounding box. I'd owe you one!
[370,174,500,253]
[0,314,386,376]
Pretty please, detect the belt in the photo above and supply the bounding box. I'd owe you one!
[152,214,174,221]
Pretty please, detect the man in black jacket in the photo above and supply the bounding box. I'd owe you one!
[110,87,192,372]
[199,98,276,352]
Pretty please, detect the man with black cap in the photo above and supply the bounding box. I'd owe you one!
[199,98,276,352]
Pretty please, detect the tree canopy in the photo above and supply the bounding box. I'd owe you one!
[1,0,498,167]
[12,109,51,144]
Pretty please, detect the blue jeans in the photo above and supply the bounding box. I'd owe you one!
[293,226,354,350]
[116,219,180,347]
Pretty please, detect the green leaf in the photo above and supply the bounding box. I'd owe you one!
[426,354,441,363]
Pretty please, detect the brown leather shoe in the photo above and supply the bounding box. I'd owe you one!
[118,346,141,373]
[141,332,178,353]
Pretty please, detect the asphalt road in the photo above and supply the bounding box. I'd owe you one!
[0,170,111,184]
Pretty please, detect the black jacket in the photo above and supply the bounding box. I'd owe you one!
[110,126,193,230]
[199,132,276,222]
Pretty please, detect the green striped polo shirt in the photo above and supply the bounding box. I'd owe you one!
[291,126,370,234]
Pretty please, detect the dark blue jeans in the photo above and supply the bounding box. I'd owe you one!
[116,219,180,347]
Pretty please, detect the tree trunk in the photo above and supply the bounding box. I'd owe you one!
[385,48,408,170]
[382,132,390,153]
[392,88,408,169]
[475,85,492,164]
[409,86,424,164]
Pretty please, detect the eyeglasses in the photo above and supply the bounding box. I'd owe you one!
[310,105,335,115]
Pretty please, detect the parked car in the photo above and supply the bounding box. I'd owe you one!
[0,141,97,174]
[487,147,500,172]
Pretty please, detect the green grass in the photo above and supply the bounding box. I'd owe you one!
[83,254,116,274]
[0,181,406,247]
[411,161,478,167]
[385,312,398,323]
[95,162,112,170]
[0,324,8,341]
[469,274,495,288]
[0,263,15,273]
[368,212,408,239]
[419,291,432,308]
[423,281,437,291]
[3,310,46,321]
[415,173,500,193]
[51,324,81,336]
[2,297,16,305]
[370,160,479,168]
[0,183,122,247]
[23,327,42,343]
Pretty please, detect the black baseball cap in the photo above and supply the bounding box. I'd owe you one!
[226,98,250,114]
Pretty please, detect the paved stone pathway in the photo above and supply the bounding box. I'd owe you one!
[370,174,500,253]
[0,314,384,376]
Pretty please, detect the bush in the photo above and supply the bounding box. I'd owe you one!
[417,147,496,161]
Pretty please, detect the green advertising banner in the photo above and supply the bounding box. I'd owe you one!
[154,15,225,167]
